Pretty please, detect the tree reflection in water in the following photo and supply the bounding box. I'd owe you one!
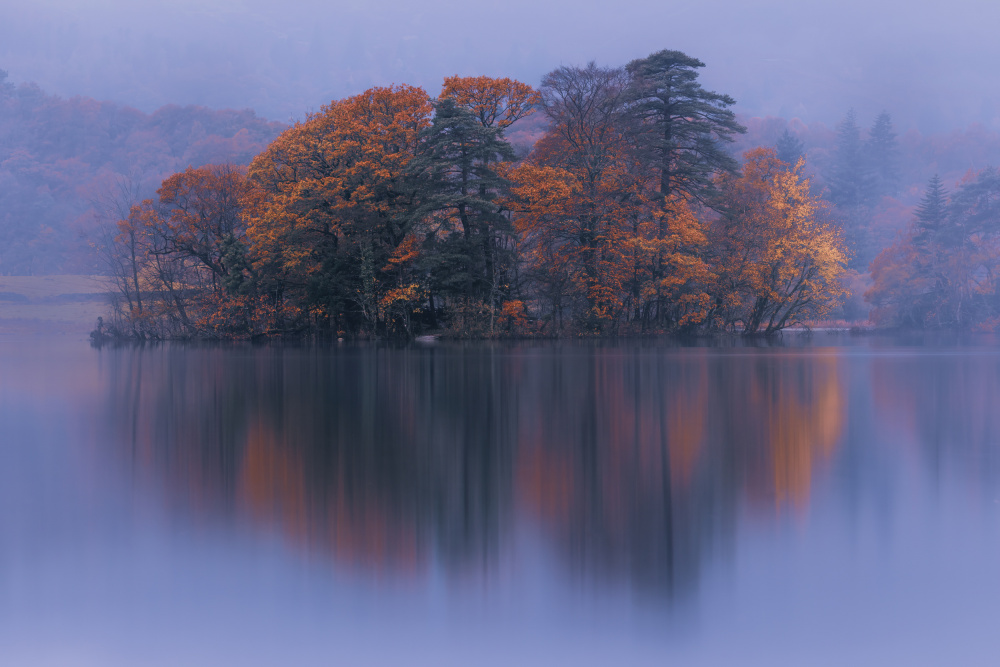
[102,342,848,599]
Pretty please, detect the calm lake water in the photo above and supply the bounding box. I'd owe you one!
[2,335,1000,665]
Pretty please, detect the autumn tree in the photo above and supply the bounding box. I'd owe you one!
[503,163,577,331]
[506,59,725,333]
[131,199,200,335]
[148,164,281,335]
[622,50,742,326]
[440,75,540,132]
[516,62,640,333]
[640,196,716,329]
[866,235,929,327]
[713,148,848,334]
[246,85,432,335]
[153,164,252,290]
[96,165,263,338]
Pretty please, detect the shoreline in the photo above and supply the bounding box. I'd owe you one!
[0,275,111,342]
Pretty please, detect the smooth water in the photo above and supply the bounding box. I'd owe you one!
[2,336,1000,665]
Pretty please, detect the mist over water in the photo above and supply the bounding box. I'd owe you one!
[4,0,1000,130]
[3,337,1000,665]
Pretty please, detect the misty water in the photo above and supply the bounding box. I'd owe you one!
[2,336,1000,665]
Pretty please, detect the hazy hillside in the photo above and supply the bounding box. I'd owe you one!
[0,71,284,275]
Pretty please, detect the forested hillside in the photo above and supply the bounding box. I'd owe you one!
[0,69,284,274]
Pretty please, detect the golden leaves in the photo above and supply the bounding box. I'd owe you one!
[713,148,848,332]
[244,85,433,319]
[383,233,421,272]
[440,76,539,130]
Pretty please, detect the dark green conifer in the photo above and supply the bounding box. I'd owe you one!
[912,175,948,249]
[827,109,876,208]
[407,97,516,311]
[866,111,899,197]
[775,128,804,167]
[625,49,746,210]
[0,69,12,98]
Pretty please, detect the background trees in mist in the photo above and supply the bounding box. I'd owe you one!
[0,77,282,275]
[868,170,1000,328]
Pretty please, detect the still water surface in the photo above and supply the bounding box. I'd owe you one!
[2,336,1000,665]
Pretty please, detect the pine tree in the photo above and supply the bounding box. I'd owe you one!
[866,111,899,197]
[775,128,804,167]
[827,109,875,208]
[912,175,948,249]
[625,50,746,211]
[0,69,12,98]
[946,167,1000,247]
[407,97,516,313]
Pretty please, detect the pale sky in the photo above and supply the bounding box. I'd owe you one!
[3,0,999,131]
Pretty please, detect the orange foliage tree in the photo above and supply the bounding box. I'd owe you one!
[440,75,540,131]
[102,164,280,338]
[712,148,848,333]
[508,62,715,334]
[515,64,637,333]
[246,85,432,335]
[154,164,253,291]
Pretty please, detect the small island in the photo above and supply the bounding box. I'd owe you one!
[94,51,852,341]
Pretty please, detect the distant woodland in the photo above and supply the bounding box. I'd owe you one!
[4,50,1000,337]
[0,69,283,274]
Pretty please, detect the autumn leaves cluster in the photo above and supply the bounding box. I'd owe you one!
[103,51,849,339]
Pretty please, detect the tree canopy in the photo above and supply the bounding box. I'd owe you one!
[625,49,746,206]
[95,54,854,340]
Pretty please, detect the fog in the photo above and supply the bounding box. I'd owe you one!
[3,0,999,130]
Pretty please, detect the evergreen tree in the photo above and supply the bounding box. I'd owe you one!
[775,128,804,167]
[866,111,899,197]
[625,49,746,213]
[869,170,1000,329]
[912,175,948,249]
[0,69,12,98]
[407,97,516,314]
[827,109,875,208]
[947,167,1000,246]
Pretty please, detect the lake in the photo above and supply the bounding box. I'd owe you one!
[2,335,999,665]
